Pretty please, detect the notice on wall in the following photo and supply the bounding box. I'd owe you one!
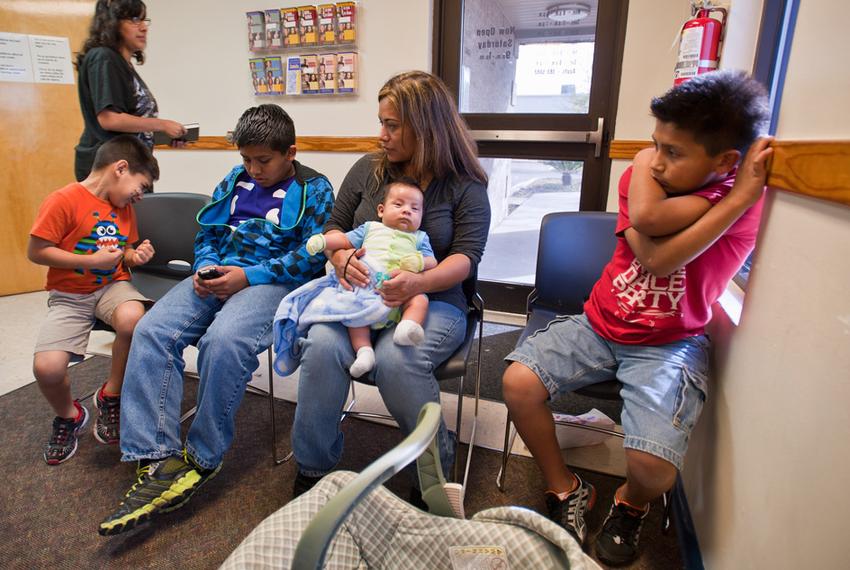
[0,32,35,82]
[0,32,74,84]
[28,35,74,84]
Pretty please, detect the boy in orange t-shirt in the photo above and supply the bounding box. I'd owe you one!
[28,135,159,465]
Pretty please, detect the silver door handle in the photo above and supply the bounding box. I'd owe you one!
[470,117,605,158]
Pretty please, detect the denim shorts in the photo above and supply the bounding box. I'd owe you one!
[506,314,710,470]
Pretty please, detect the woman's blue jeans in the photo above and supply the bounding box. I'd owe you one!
[119,277,290,470]
[292,300,466,479]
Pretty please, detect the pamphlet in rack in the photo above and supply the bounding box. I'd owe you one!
[336,51,357,93]
[265,9,283,49]
[249,57,267,95]
[282,7,301,47]
[318,4,337,46]
[336,2,356,44]
[299,5,318,46]
[265,56,285,94]
[286,56,302,95]
[319,53,336,94]
[247,11,266,51]
[301,54,320,94]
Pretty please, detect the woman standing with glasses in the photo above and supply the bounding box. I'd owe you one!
[74,0,185,182]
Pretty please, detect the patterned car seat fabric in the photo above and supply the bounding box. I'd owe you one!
[222,470,601,569]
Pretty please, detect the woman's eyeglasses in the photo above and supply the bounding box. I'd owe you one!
[126,17,151,27]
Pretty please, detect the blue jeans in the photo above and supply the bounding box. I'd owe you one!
[120,277,290,469]
[507,314,710,471]
[292,300,466,478]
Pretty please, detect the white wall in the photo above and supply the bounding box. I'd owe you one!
[683,2,850,568]
[608,0,763,211]
[141,0,433,194]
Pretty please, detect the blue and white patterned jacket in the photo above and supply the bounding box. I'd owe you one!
[193,161,334,287]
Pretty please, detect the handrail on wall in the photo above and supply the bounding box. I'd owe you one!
[160,136,850,208]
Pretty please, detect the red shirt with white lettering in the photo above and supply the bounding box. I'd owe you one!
[584,166,764,345]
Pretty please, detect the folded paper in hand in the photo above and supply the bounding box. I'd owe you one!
[153,123,199,146]
[552,408,617,448]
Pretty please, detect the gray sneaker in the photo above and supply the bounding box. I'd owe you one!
[544,474,596,545]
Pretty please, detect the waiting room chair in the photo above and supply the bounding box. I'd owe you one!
[495,211,674,531]
[268,277,485,491]
[497,211,619,494]
[131,192,211,300]
[86,193,211,419]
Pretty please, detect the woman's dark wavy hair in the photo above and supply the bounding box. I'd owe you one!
[75,0,147,69]
[650,69,769,156]
[375,71,487,188]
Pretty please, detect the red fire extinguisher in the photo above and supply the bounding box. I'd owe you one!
[673,6,727,85]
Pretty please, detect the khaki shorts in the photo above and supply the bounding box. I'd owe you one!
[34,281,151,357]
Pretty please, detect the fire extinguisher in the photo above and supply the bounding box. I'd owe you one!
[673,5,727,85]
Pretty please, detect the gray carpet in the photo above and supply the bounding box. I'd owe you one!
[0,355,681,569]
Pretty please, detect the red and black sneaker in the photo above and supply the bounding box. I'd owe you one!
[93,385,120,444]
[44,400,89,465]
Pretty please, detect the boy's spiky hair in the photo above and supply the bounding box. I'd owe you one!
[651,70,770,156]
[232,104,296,153]
[92,134,159,182]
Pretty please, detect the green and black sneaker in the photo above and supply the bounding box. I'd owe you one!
[98,452,221,536]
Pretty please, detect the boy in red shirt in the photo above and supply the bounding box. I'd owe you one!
[28,135,158,464]
[502,70,772,565]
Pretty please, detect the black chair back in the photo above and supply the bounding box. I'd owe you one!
[132,192,211,301]
[134,192,211,278]
[532,212,618,315]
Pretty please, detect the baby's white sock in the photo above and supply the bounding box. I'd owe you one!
[394,319,425,346]
[349,346,375,378]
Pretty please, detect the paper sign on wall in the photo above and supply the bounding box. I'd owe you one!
[0,32,74,84]
[0,32,35,82]
[28,35,74,84]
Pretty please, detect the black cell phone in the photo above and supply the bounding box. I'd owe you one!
[198,267,223,280]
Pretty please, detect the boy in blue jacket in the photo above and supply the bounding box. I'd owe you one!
[99,104,334,536]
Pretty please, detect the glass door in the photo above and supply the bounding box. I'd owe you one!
[435,0,628,312]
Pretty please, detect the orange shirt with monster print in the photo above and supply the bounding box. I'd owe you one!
[30,183,138,294]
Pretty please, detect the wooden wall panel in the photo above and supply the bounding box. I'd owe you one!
[0,1,91,296]
[766,141,850,207]
[155,135,380,153]
[610,139,850,208]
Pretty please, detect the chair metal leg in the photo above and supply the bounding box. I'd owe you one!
[179,362,202,424]
[661,489,673,534]
[180,406,197,423]
[458,312,484,489]
[267,346,293,466]
[497,411,516,492]
[453,372,464,484]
